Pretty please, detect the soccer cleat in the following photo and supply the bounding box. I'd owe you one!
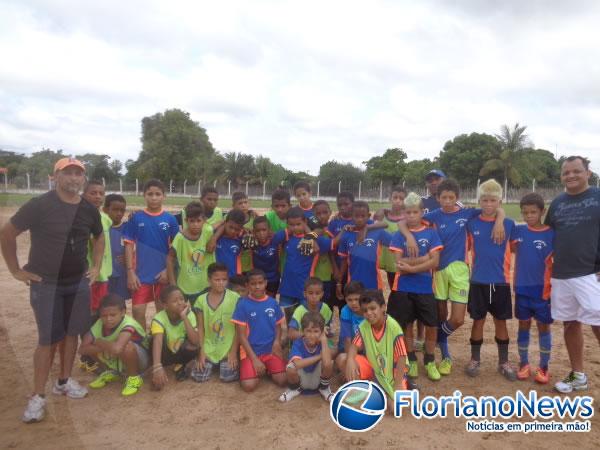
[534,367,550,385]
[278,387,302,403]
[52,378,88,399]
[425,362,441,381]
[319,386,334,402]
[89,370,120,389]
[465,360,480,378]
[121,375,143,396]
[517,364,531,380]
[22,394,46,423]
[438,358,452,376]
[498,362,517,381]
[407,360,419,378]
[555,371,588,393]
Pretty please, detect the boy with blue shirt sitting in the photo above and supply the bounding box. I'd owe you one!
[231,269,287,392]
[279,312,333,402]
[511,193,554,384]
[335,281,365,373]
[466,179,517,381]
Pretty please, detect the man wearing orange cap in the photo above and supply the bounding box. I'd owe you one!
[0,157,105,423]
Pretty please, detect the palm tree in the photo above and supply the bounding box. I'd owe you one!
[480,123,532,189]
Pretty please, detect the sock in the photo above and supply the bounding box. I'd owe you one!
[438,321,455,360]
[517,329,530,367]
[408,351,417,362]
[470,338,483,362]
[495,337,510,365]
[424,353,435,364]
[538,331,551,370]
[318,377,330,391]
[58,378,68,386]
[574,372,586,380]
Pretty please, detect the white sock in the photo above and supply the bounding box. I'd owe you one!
[574,371,586,380]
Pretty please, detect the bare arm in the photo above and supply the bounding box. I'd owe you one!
[492,207,506,244]
[87,232,105,284]
[291,354,322,369]
[0,222,41,284]
[125,242,141,291]
[181,308,199,346]
[166,248,177,286]
[397,221,418,258]
[151,332,169,389]
[397,251,440,274]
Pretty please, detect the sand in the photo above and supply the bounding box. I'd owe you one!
[1,205,599,449]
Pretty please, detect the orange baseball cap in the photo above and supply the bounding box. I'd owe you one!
[54,157,86,173]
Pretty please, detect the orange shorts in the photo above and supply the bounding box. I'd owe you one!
[355,355,375,380]
[131,283,164,306]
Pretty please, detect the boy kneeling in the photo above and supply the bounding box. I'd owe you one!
[279,311,333,402]
[80,294,150,396]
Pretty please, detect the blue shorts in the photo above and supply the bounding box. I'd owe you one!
[515,295,553,324]
[108,276,130,301]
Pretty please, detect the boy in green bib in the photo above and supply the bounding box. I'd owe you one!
[345,290,408,401]
[178,186,224,230]
[150,286,199,389]
[288,278,333,344]
[191,263,240,383]
[167,201,216,302]
[79,294,149,397]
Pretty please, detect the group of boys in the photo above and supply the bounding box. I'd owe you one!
[74,173,562,407]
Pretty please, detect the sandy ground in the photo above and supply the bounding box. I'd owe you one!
[1,205,600,450]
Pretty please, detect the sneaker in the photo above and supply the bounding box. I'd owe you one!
[555,371,588,393]
[52,378,88,399]
[498,362,517,381]
[407,360,419,378]
[438,358,452,376]
[465,360,480,377]
[517,364,531,380]
[414,340,425,353]
[89,370,120,389]
[534,367,550,385]
[425,362,441,381]
[122,375,143,396]
[319,386,334,402]
[22,394,46,423]
[278,387,302,403]
[174,364,188,382]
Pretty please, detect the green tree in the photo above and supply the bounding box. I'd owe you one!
[0,150,26,178]
[135,109,216,184]
[438,133,502,185]
[17,149,65,185]
[318,160,364,195]
[221,152,256,187]
[517,149,561,187]
[480,123,531,187]
[75,153,114,182]
[403,159,436,187]
[363,148,407,184]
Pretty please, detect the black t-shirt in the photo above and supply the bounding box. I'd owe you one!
[422,195,440,214]
[545,187,600,279]
[11,190,102,284]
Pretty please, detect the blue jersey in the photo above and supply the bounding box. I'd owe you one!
[123,210,179,284]
[423,208,480,270]
[215,236,242,277]
[109,224,125,279]
[512,225,554,300]
[328,217,354,237]
[338,305,364,352]
[231,295,284,357]
[338,228,392,289]
[252,240,280,283]
[289,338,322,373]
[467,216,516,284]
[390,226,443,294]
[275,230,331,300]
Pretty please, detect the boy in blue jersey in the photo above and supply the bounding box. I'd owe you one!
[423,179,506,375]
[335,281,365,373]
[232,269,287,392]
[511,193,554,384]
[104,194,129,301]
[279,312,333,402]
[251,216,280,296]
[466,179,516,381]
[214,209,245,277]
[337,201,392,292]
[124,179,179,329]
[388,193,444,381]
[293,180,320,230]
[328,191,355,237]
[274,207,332,322]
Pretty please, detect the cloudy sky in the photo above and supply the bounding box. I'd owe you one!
[1,0,599,175]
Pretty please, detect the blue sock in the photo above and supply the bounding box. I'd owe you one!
[539,331,551,370]
[517,329,530,367]
[437,321,454,360]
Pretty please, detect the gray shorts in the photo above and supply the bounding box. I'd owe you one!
[298,362,322,390]
[30,279,92,345]
[101,343,150,374]
[190,359,239,383]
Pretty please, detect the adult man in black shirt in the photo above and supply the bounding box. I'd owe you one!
[422,169,445,213]
[1,157,104,423]
[545,155,600,394]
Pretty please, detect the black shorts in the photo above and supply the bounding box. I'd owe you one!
[326,277,346,311]
[266,280,280,297]
[30,279,92,345]
[467,283,512,320]
[155,337,198,367]
[387,291,438,328]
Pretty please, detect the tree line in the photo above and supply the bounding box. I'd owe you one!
[0,109,593,191]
